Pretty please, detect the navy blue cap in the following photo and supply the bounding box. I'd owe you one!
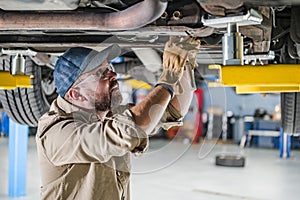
[54,44,121,97]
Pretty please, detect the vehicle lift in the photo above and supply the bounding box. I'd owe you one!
[0,49,34,89]
[202,9,299,159]
[202,9,300,94]
[0,49,34,197]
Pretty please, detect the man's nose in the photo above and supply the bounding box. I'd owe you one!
[106,69,117,80]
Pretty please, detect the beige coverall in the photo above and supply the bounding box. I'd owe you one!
[36,96,182,200]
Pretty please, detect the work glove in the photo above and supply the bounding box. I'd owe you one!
[157,36,200,96]
[158,36,189,86]
[158,36,200,85]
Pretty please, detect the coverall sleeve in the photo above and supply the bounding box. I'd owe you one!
[38,109,148,166]
[150,103,184,135]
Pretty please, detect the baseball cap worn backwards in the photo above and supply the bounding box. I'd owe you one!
[54,44,122,97]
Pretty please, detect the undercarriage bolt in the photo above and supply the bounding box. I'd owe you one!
[161,11,168,19]
[172,11,182,20]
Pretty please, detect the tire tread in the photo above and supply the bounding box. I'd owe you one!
[0,56,51,127]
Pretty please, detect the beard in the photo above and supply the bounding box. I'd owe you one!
[94,89,123,112]
[110,89,123,108]
[94,95,110,112]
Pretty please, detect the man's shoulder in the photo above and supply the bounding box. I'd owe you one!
[37,98,74,137]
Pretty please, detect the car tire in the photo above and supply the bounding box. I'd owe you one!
[0,56,57,127]
[215,154,245,167]
[281,92,300,134]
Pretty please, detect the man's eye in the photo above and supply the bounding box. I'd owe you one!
[100,75,110,81]
[95,69,104,76]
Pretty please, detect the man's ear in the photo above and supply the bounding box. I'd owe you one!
[68,87,86,102]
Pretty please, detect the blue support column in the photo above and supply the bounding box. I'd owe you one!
[244,119,253,147]
[2,111,10,136]
[8,118,28,197]
[279,127,291,158]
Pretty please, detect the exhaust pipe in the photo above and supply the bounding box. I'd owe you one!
[0,0,168,31]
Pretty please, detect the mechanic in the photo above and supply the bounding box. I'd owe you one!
[36,37,199,200]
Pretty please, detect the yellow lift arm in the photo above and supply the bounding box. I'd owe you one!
[209,64,300,94]
[0,71,33,89]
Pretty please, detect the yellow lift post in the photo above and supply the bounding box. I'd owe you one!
[0,71,33,89]
[0,52,35,89]
[203,12,300,94]
[209,64,300,94]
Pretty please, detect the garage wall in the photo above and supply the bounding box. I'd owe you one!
[202,87,280,117]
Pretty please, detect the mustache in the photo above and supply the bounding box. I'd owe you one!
[110,80,119,89]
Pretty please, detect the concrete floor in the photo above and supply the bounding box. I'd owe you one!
[1,136,300,200]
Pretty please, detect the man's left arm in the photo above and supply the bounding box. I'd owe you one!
[154,69,194,132]
[168,36,200,117]
[153,36,200,131]
[169,69,194,117]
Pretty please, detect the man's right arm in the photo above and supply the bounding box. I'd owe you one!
[37,108,149,165]
[129,36,191,135]
[130,85,172,135]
